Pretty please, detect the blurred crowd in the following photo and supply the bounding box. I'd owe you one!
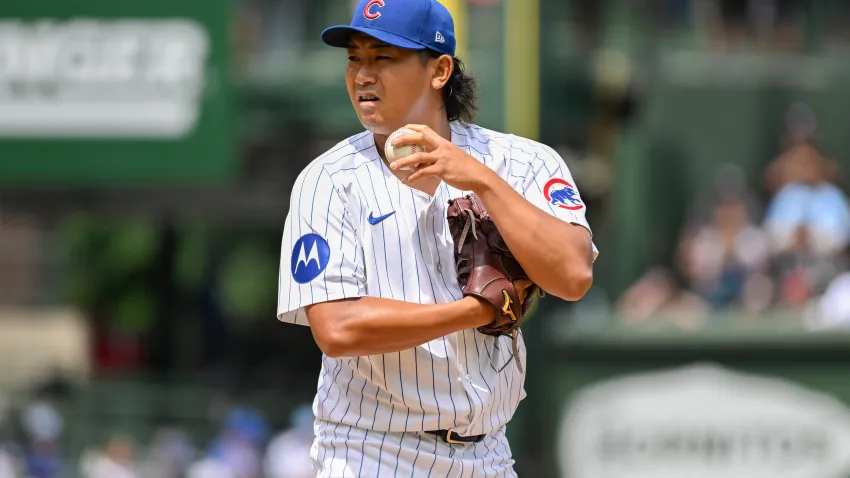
[619,103,850,330]
[0,397,315,478]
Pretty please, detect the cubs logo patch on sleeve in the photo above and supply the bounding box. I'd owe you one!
[291,233,331,284]
[544,178,584,211]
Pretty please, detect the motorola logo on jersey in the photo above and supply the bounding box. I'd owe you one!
[291,233,331,283]
[544,178,584,211]
[363,0,385,20]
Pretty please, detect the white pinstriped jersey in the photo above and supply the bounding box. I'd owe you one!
[277,121,596,438]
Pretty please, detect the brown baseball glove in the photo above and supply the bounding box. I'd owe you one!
[446,193,543,373]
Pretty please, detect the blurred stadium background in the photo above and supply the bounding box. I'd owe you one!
[2,0,850,477]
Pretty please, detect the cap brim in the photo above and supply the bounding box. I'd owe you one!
[321,26,428,51]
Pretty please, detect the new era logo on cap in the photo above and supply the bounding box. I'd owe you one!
[321,0,457,57]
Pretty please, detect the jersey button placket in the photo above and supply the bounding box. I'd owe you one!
[429,202,448,282]
[424,201,441,281]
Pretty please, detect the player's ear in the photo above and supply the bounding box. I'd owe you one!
[430,54,453,90]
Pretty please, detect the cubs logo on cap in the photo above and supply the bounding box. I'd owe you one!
[321,0,457,57]
[363,0,385,19]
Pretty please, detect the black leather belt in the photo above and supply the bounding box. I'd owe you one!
[426,429,485,444]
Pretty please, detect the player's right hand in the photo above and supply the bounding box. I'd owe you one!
[390,124,496,192]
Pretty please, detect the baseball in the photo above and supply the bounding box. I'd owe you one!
[384,128,423,171]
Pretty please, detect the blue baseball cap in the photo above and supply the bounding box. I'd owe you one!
[321,0,456,57]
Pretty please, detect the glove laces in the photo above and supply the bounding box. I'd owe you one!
[456,207,478,254]
[497,333,522,374]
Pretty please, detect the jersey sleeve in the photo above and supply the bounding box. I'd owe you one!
[277,164,366,326]
[512,144,599,260]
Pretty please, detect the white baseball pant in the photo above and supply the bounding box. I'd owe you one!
[311,419,518,477]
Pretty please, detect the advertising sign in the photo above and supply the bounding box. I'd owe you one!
[0,0,233,186]
[558,363,850,478]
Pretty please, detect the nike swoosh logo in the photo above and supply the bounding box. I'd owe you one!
[368,211,396,225]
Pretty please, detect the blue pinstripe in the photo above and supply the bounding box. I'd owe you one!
[339,209,348,295]
[358,428,369,477]
[319,358,344,418]
[328,155,380,178]
[446,455,456,477]
[410,435,422,478]
[480,431,494,476]
[376,423,388,477]
[321,186,334,301]
[336,364,357,472]
[314,363,331,463]
[382,352,395,430]
[354,357,367,428]
[426,436,438,478]
[360,359,376,478]
[324,360,351,428]
[343,424,352,476]
[328,421,340,474]
[336,360,356,424]
[394,431,407,477]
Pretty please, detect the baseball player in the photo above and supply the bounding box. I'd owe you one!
[277,0,597,476]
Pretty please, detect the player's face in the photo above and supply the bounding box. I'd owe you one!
[345,34,436,135]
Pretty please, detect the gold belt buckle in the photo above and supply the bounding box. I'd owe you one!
[445,430,465,444]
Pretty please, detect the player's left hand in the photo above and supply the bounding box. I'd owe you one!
[389,124,495,191]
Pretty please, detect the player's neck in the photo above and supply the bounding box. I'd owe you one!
[425,116,452,141]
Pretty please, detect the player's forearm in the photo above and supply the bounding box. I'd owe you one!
[306,296,493,357]
[473,170,594,301]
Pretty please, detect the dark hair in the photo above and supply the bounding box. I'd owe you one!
[420,50,478,123]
